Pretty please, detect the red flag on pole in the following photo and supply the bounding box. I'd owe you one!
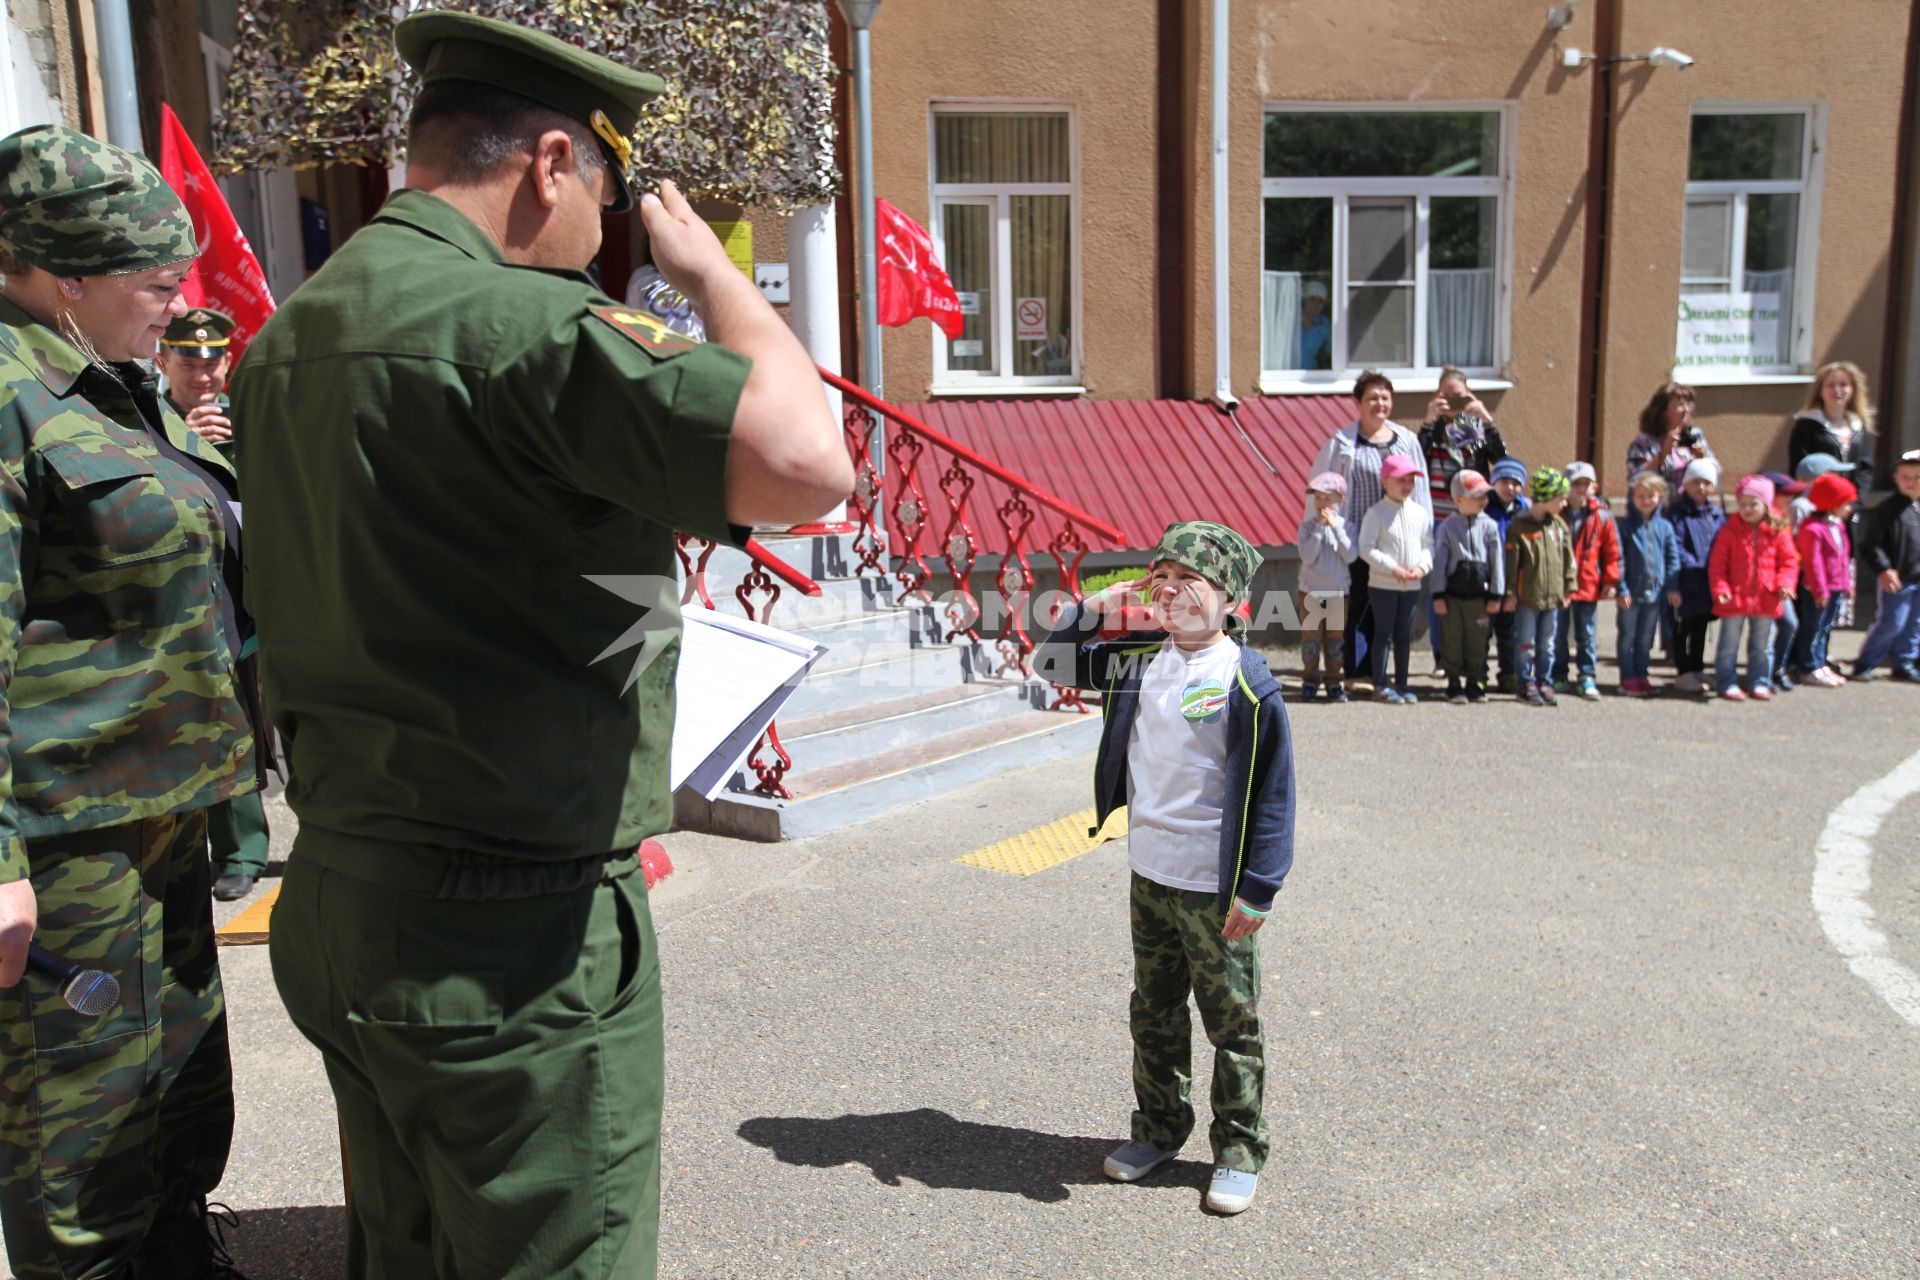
[157,104,276,367]
[875,198,964,340]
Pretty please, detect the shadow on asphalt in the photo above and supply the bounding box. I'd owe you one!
[220,1204,346,1278]
[738,1109,1209,1203]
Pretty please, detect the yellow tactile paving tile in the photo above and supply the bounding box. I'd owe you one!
[215,882,281,947]
[956,807,1129,877]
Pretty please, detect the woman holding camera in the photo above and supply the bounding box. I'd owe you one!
[1626,381,1713,489]
[1418,365,1507,517]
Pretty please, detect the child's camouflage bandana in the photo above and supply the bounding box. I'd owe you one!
[1150,520,1259,598]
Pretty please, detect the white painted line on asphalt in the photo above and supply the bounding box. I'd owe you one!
[1812,746,1920,1028]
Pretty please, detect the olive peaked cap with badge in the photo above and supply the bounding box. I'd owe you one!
[1151,521,1260,599]
[160,307,235,360]
[395,9,665,214]
[0,124,197,275]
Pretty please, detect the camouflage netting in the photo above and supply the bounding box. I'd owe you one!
[212,0,838,211]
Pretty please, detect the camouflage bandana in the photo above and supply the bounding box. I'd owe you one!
[1150,520,1259,600]
[1528,466,1571,502]
[0,125,197,276]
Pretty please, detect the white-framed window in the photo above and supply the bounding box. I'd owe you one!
[1261,105,1513,392]
[1676,104,1823,383]
[929,104,1080,390]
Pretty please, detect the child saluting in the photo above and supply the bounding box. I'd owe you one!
[1036,521,1295,1215]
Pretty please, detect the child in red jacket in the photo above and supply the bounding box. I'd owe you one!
[1552,462,1622,699]
[1791,473,1858,686]
[1709,474,1801,701]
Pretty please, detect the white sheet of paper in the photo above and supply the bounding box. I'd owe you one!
[670,607,825,799]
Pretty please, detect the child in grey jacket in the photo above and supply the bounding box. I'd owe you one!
[1295,472,1355,701]
[1427,468,1507,703]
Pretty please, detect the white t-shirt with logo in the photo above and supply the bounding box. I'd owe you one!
[1126,635,1239,892]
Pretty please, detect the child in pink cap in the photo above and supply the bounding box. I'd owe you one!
[1356,454,1434,703]
[1707,474,1801,700]
[1295,471,1356,701]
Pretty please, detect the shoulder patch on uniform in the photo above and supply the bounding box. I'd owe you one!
[591,305,701,356]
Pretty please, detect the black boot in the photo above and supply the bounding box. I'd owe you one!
[127,1200,248,1279]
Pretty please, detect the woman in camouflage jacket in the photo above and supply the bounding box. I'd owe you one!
[0,125,255,1280]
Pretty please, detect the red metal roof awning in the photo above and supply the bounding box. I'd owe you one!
[894,397,1356,556]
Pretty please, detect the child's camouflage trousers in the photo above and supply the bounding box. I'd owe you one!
[0,811,233,1280]
[1127,872,1268,1172]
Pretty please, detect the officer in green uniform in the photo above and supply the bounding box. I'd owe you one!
[156,308,272,901]
[233,11,849,1278]
[0,125,254,1279]
[157,307,237,459]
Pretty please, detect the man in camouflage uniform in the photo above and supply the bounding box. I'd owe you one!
[233,11,846,1277]
[0,125,255,1278]
[155,308,272,902]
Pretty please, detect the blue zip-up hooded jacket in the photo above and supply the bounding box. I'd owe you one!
[1035,602,1295,913]
[1667,493,1726,618]
[1619,507,1681,604]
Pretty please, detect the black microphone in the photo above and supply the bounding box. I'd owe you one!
[24,944,120,1017]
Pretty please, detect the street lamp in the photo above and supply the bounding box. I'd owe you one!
[837,0,884,404]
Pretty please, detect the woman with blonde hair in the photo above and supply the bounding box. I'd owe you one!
[1789,361,1873,478]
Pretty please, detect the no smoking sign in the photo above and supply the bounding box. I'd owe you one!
[1015,296,1048,340]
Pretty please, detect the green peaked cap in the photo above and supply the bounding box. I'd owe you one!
[0,124,196,276]
[395,9,665,214]
[160,306,235,358]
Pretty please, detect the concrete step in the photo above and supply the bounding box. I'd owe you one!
[780,639,994,718]
[672,705,1102,841]
[793,602,940,672]
[776,681,1045,772]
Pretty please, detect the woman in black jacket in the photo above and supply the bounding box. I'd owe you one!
[1788,361,1874,479]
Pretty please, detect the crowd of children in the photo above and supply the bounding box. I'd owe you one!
[1293,444,1920,704]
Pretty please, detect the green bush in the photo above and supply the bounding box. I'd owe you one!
[1077,566,1150,598]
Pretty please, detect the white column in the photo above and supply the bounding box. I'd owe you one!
[788,200,848,525]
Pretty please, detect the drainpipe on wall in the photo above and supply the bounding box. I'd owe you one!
[1574,0,1619,473]
[1210,0,1232,407]
[91,0,141,150]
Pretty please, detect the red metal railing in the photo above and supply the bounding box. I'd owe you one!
[822,369,1126,711]
[675,373,1127,803]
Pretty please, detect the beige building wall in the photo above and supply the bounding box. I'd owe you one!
[1601,0,1911,488]
[870,0,1159,400]
[1218,0,1599,473]
[844,1,1911,489]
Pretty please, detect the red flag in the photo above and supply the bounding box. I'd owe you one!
[875,198,964,341]
[157,104,276,367]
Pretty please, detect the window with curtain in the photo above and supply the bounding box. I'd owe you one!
[1261,109,1506,383]
[932,109,1077,386]
[1676,109,1814,377]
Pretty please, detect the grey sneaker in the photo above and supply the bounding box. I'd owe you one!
[1103,1140,1175,1183]
[1205,1166,1258,1214]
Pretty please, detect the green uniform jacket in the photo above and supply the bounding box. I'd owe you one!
[0,298,254,880]
[1503,509,1578,611]
[233,190,749,868]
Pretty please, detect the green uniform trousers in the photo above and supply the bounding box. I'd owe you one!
[206,789,271,879]
[270,841,663,1280]
[1128,872,1268,1173]
[1438,596,1493,683]
[0,811,234,1280]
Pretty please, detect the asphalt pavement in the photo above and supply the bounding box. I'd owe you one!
[5,639,1919,1280]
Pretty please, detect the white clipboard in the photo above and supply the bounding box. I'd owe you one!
[670,608,825,799]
